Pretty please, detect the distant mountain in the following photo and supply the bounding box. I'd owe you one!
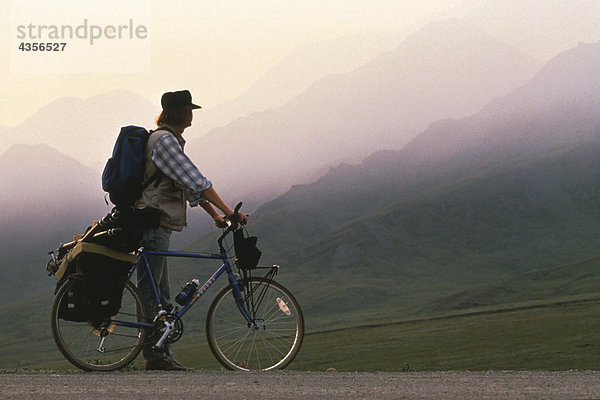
[0,144,109,301]
[445,0,600,62]
[1,32,400,170]
[195,31,405,133]
[0,126,8,152]
[2,20,541,210]
[400,41,600,166]
[2,89,158,170]
[0,144,102,209]
[261,39,600,248]
[188,39,600,319]
[186,19,541,203]
[191,139,600,319]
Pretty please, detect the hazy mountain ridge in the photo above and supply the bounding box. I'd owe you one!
[267,38,600,240]
[184,39,600,317]
[242,139,600,318]
[186,19,541,203]
[0,23,593,310]
[1,19,540,208]
[1,89,158,170]
[195,31,405,133]
[445,0,600,62]
[399,40,600,167]
[0,144,102,208]
[0,144,109,300]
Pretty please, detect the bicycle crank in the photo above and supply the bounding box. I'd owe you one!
[153,312,184,348]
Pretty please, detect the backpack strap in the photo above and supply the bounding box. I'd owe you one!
[142,126,180,189]
[142,129,165,190]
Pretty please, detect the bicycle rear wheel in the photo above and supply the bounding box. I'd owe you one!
[206,277,304,371]
[50,279,147,371]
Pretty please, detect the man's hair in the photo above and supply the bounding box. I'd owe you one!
[156,106,190,126]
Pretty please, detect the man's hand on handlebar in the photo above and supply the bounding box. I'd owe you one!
[224,202,248,227]
[207,201,248,228]
[237,211,249,225]
[213,212,248,229]
[225,211,249,226]
[213,214,228,229]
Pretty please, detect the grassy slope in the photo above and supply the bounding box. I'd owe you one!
[7,258,600,371]
[293,296,600,371]
[422,257,600,313]
[25,294,600,372]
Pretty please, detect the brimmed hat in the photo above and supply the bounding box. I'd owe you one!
[161,90,201,110]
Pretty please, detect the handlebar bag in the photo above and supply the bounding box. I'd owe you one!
[233,228,262,270]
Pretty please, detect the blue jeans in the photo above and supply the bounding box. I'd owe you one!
[137,226,174,362]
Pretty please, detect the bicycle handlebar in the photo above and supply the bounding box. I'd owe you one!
[229,202,243,225]
[217,202,244,252]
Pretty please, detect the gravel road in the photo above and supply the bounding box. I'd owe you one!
[2,370,600,399]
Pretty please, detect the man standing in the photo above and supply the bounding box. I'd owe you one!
[135,90,247,371]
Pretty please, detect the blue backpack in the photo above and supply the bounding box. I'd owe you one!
[101,125,160,206]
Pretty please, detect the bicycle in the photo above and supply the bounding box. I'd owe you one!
[47,203,304,372]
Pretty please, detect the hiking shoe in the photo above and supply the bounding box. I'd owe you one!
[170,359,192,371]
[145,357,191,371]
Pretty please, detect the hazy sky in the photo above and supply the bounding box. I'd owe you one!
[3,0,598,129]
[1,0,464,127]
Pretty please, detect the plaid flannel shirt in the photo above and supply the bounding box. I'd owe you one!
[152,133,213,207]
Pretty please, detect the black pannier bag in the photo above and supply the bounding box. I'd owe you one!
[233,228,262,270]
[55,241,137,322]
[57,274,90,322]
[77,251,133,321]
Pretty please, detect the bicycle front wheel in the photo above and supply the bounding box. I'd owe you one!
[206,277,304,371]
[50,279,148,371]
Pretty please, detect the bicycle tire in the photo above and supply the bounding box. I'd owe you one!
[206,277,304,371]
[50,279,148,371]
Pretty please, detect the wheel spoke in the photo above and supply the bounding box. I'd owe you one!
[207,277,304,371]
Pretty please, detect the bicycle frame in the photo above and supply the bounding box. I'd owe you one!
[110,247,252,332]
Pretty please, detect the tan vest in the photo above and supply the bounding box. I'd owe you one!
[135,126,187,231]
